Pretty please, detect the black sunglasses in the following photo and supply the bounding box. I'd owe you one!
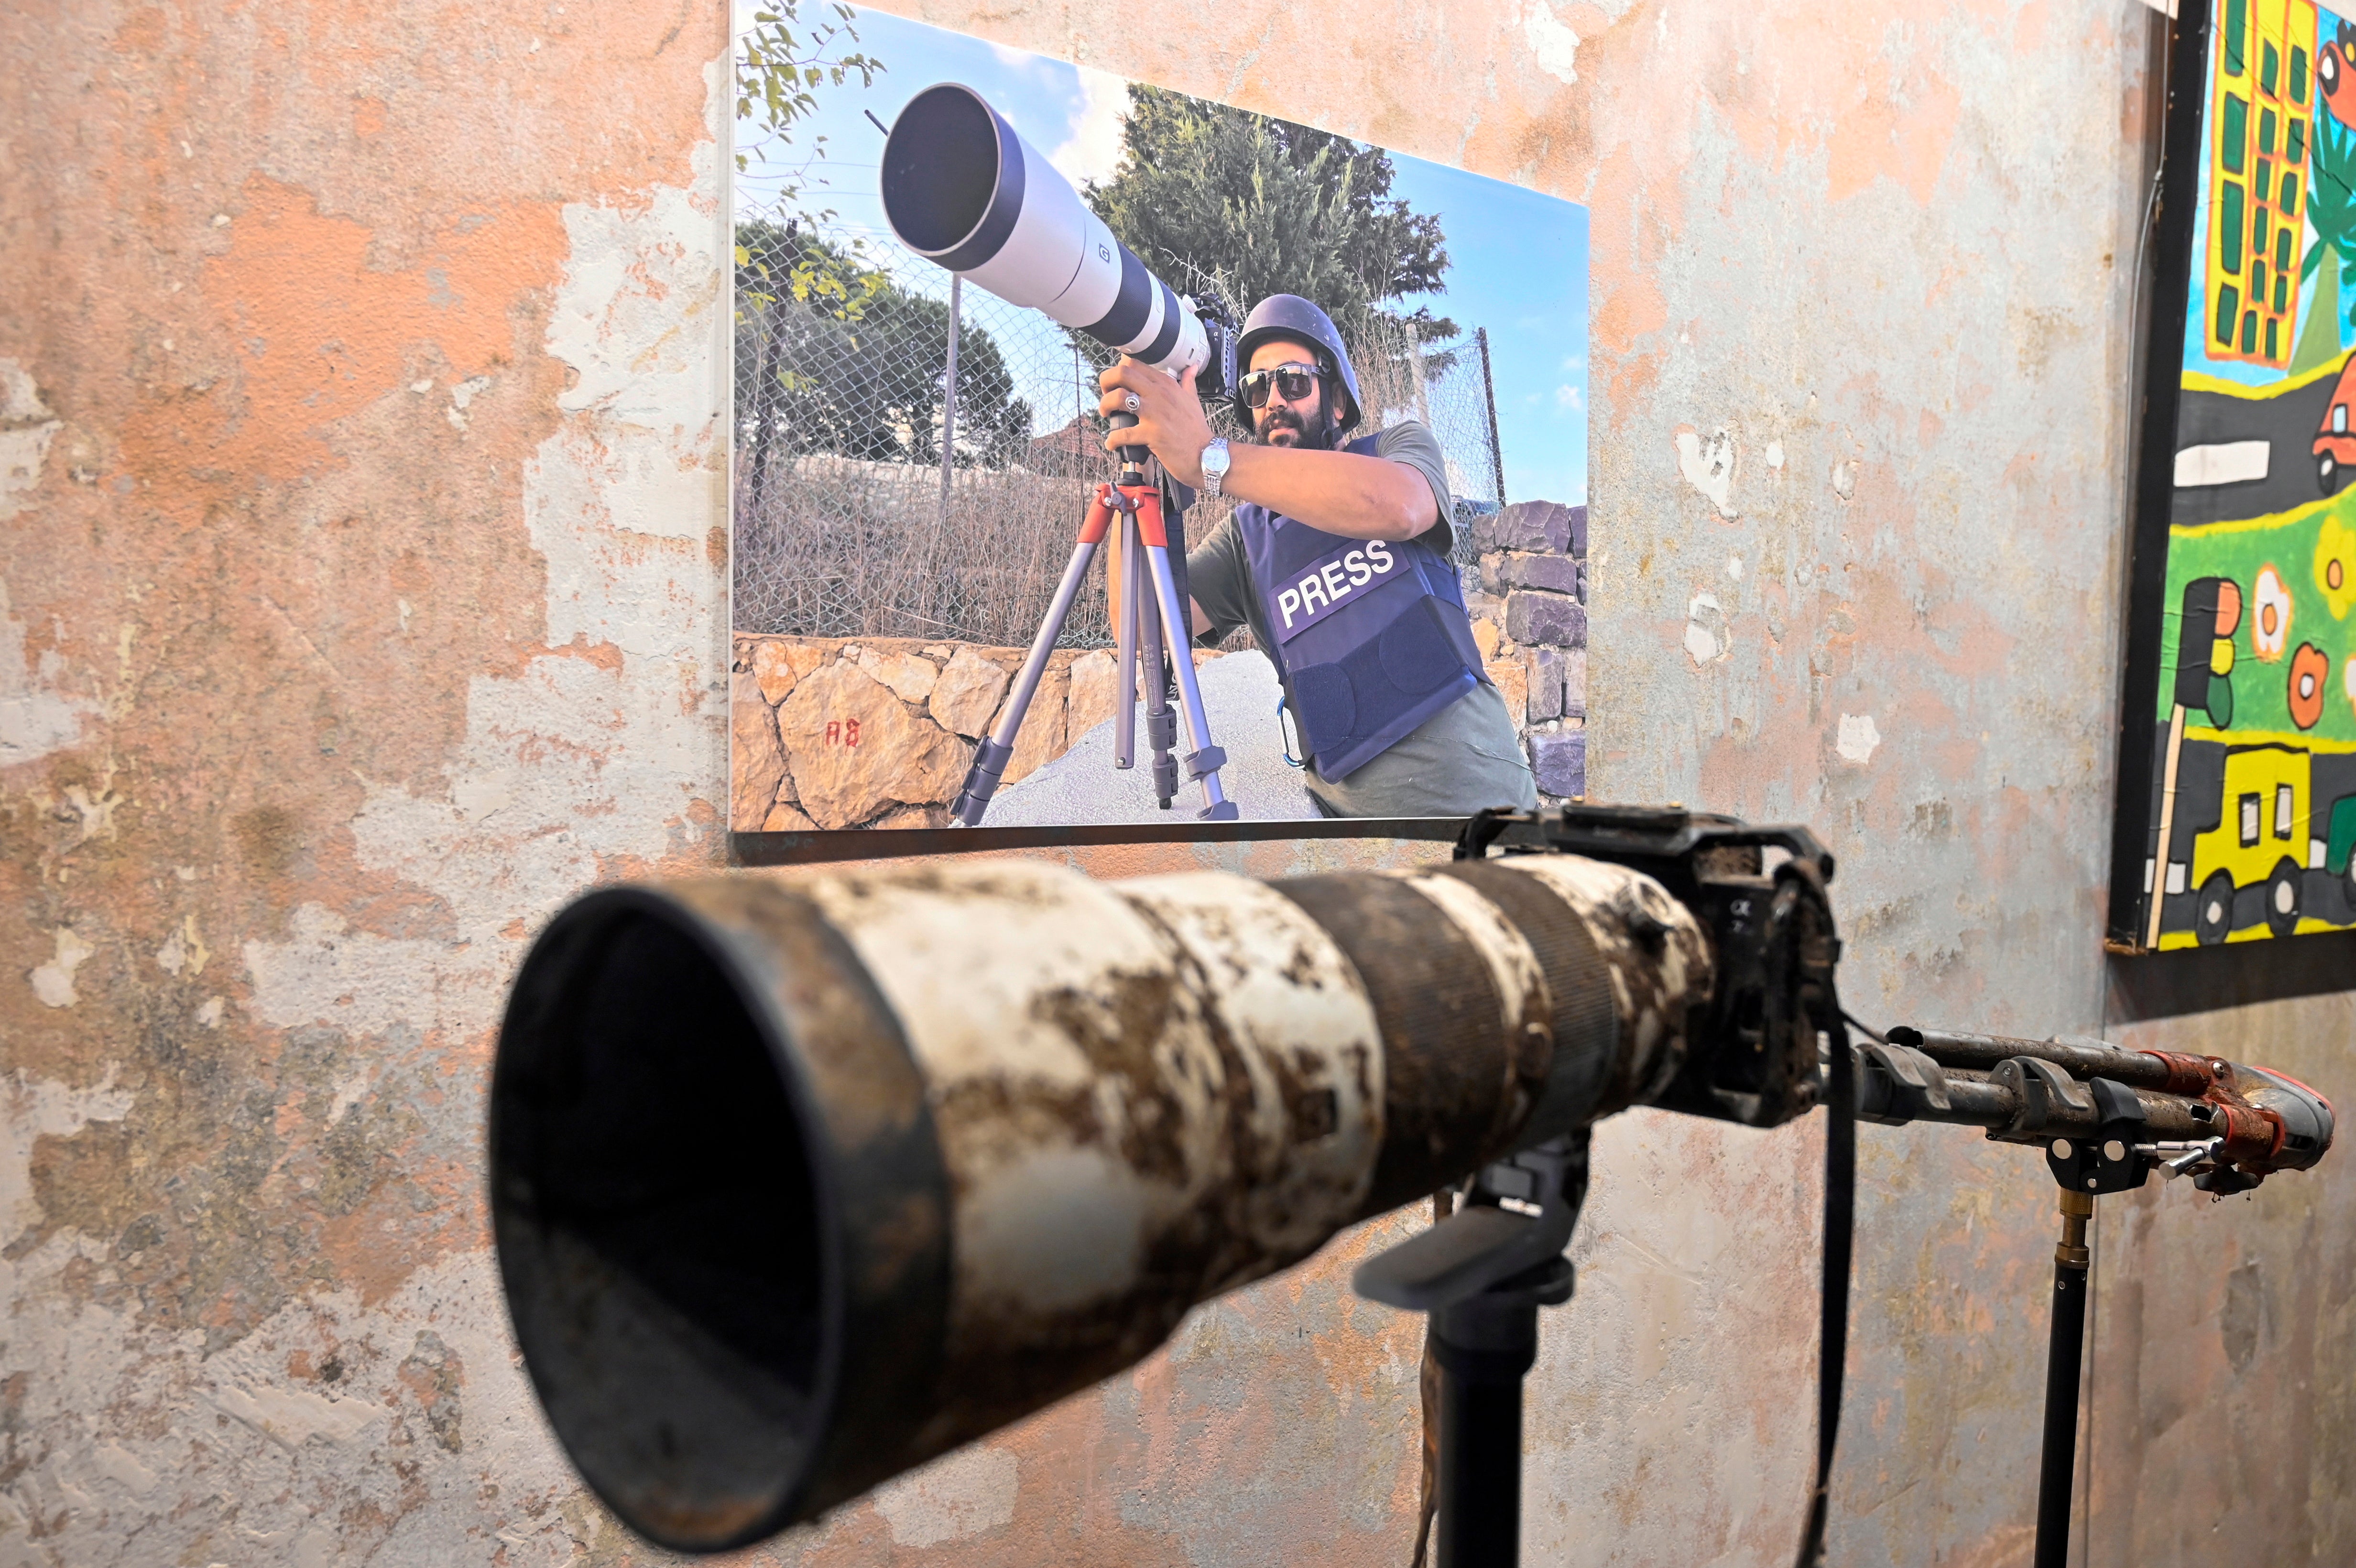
[1237,363,1327,409]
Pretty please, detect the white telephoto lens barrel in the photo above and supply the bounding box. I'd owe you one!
[881,83,1211,378]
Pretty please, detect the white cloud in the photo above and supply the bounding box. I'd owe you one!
[1049,65,1129,185]
[1554,383,1585,411]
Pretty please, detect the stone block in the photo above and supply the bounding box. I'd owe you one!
[778,661,965,828]
[1472,617,1502,661]
[1560,647,1588,718]
[761,801,816,832]
[1528,728,1587,799]
[1527,647,1563,723]
[993,663,1068,786]
[1484,659,1528,728]
[874,804,951,830]
[1504,590,1587,648]
[856,647,939,705]
[751,639,822,705]
[1477,499,1580,555]
[730,673,788,830]
[930,646,1011,738]
[1495,552,1580,594]
[1066,648,1123,740]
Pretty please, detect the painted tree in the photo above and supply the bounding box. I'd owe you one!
[2301,30,2356,368]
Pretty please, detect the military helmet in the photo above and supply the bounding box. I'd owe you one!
[1233,294,1363,435]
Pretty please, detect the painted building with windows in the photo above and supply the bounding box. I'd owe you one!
[2209,0,2320,367]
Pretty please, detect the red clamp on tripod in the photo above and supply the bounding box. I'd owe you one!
[951,440,1239,825]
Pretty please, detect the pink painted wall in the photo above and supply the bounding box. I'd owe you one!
[4,0,2347,1563]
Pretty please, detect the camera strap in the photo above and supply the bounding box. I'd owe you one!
[1791,1008,1860,1568]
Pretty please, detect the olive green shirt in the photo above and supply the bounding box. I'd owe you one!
[1188,421,1540,818]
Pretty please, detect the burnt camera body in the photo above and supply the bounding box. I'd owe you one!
[1462,804,1842,1132]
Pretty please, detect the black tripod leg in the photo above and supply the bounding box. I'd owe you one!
[1434,1351,1527,1567]
[2033,1189,2094,1568]
[1431,1282,1558,1568]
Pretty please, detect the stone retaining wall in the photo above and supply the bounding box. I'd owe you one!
[731,634,1222,829]
[1464,499,1590,802]
[732,496,1591,828]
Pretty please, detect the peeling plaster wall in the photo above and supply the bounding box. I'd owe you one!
[4,1,2349,1567]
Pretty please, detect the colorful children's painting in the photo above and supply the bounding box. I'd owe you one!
[2125,0,2356,947]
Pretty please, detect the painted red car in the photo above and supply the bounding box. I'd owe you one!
[2315,353,2356,492]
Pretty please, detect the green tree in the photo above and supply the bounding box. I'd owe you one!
[732,2,886,335]
[1086,87,1456,341]
[734,2,879,187]
[739,222,1032,478]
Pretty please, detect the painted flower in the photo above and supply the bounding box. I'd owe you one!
[2320,514,2356,620]
[2252,565,2294,660]
[2289,642,2331,730]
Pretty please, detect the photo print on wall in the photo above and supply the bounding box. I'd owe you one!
[2119,0,2356,947]
[728,7,1592,833]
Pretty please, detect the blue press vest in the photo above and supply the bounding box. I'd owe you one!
[1234,435,1488,781]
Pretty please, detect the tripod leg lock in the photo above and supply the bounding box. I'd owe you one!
[950,739,1016,827]
[1184,745,1227,780]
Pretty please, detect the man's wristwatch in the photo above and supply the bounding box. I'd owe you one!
[1199,437,1231,500]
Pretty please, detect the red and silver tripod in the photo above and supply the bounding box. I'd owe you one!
[950,440,1238,825]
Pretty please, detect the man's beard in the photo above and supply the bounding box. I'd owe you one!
[1254,405,1333,451]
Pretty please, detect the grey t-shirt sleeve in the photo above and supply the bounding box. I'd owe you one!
[1375,419,1457,557]
[1185,513,1256,646]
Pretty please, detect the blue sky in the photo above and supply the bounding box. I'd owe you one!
[735,6,1589,505]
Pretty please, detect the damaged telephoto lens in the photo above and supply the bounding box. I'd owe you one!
[488,853,1719,1551]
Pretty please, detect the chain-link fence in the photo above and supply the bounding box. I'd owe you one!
[732,221,1507,646]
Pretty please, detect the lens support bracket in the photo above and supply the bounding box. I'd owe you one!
[1355,1133,1589,1568]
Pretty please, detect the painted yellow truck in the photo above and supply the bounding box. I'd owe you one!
[2187,741,2356,940]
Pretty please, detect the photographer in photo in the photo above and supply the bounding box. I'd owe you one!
[1102,288,1545,819]
[1101,294,1540,817]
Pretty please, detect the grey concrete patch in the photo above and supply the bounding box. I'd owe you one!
[986,651,1321,823]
